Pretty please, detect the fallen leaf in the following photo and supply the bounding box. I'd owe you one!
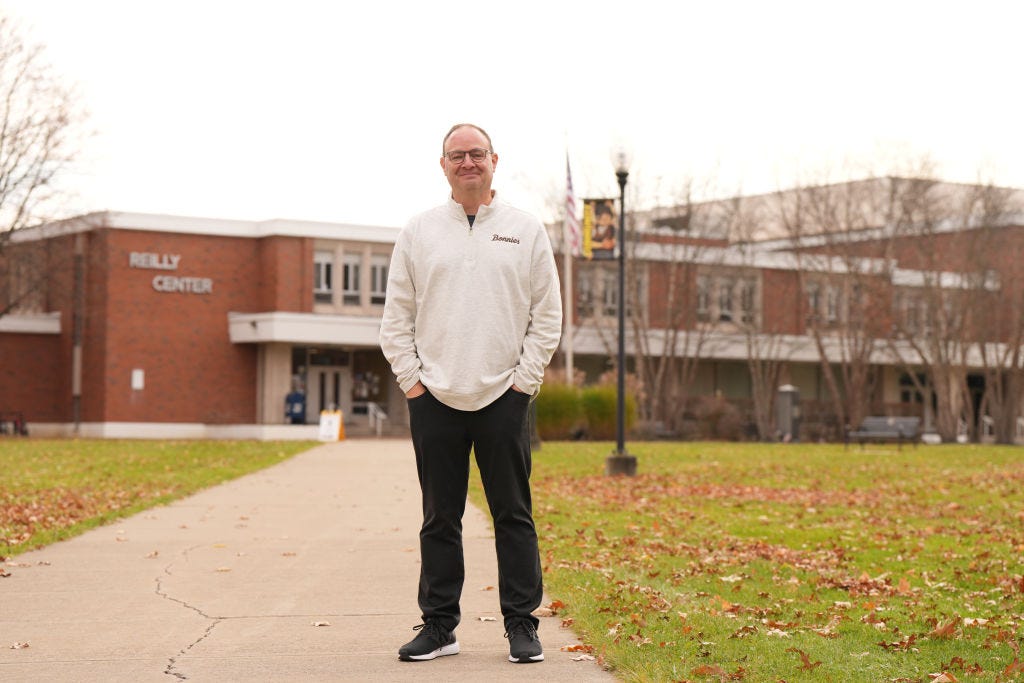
[560,643,594,653]
[1001,659,1024,677]
[766,628,792,638]
[9,642,29,649]
[572,654,596,661]
[532,607,554,617]
[0,568,10,578]
[691,664,726,676]
[786,647,822,671]
[480,585,495,591]
[145,551,159,559]
[930,618,958,639]
[312,621,331,627]
[215,567,231,572]
[478,616,497,622]
[281,552,297,557]
[929,673,958,683]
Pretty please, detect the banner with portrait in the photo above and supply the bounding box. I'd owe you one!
[581,198,617,260]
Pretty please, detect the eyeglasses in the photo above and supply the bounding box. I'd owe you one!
[443,148,491,164]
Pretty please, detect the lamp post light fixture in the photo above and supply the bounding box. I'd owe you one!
[605,146,637,477]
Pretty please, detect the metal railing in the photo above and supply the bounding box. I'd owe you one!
[367,402,388,437]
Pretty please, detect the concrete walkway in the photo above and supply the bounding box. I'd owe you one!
[0,440,614,682]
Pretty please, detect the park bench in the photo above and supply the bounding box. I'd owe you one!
[846,416,920,449]
[0,411,29,436]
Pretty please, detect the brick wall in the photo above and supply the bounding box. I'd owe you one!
[98,229,265,423]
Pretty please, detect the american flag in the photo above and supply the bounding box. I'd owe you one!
[564,154,581,256]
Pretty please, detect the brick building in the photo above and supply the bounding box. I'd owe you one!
[0,212,403,438]
[3,178,1023,442]
[557,178,1024,443]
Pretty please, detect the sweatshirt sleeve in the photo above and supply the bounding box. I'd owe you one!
[379,228,422,393]
[512,225,563,395]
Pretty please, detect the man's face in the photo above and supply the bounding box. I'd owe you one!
[440,126,498,196]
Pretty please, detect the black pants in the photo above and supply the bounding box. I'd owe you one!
[407,387,542,632]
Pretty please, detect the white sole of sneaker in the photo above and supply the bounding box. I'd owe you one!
[509,653,544,663]
[402,641,460,661]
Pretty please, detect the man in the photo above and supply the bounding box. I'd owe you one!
[380,123,562,664]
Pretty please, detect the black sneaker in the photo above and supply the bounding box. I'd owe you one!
[505,617,544,663]
[398,621,459,662]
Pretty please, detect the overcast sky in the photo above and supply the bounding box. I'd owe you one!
[3,0,1023,227]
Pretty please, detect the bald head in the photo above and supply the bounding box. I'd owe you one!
[442,123,493,154]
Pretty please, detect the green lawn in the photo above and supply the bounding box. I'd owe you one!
[0,439,315,557]
[4,438,1022,680]
[472,442,1024,682]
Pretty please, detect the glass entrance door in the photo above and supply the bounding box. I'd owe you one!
[307,365,352,424]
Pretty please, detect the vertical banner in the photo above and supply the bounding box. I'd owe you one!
[581,201,593,259]
[583,198,617,260]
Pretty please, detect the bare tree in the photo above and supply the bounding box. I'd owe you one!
[623,177,734,434]
[0,14,86,317]
[956,183,1024,443]
[770,177,893,434]
[881,175,1022,442]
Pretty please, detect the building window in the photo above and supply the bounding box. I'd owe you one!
[806,283,820,323]
[717,280,733,322]
[578,270,594,318]
[899,372,924,404]
[825,285,839,324]
[370,255,389,305]
[576,263,644,320]
[313,251,333,304]
[919,299,931,336]
[602,269,618,317]
[342,253,361,306]
[739,279,756,325]
[696,275,710,322]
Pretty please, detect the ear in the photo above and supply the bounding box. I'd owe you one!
[490,152,499,172]
[439,155,447,173]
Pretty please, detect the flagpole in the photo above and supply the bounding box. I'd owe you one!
[563,150,578,386]
[564,227,574,386]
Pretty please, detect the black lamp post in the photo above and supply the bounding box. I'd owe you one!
[605,148,637,476]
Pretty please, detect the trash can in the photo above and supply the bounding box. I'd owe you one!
[775,384,801,442]
[285,391,306,424]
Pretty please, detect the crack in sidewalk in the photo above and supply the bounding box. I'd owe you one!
[163,620,219,681]
[157,548,222,680]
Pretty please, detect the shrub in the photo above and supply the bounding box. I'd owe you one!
[535,383,584,440]
[581,384,637,440]
[693,395,744,441]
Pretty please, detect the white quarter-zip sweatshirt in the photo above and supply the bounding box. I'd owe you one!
[379,192,563,412]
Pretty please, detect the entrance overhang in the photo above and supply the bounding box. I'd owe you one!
[228,312,381,347]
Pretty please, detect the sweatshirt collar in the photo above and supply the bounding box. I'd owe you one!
[446,190,503,220]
